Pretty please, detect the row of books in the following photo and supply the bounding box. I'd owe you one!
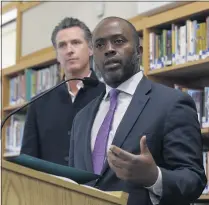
[174,85,209,128]
[150,16,209,70]
[203,151,209,194]
[5,85,208,153]
[5,114,26,153]
[9,63,61,106]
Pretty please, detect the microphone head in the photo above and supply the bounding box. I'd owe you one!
[83,77,99,87]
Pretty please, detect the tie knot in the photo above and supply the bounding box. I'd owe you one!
[109,89,119,101]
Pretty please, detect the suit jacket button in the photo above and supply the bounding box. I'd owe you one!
[68,131,71,135]
[64,156,69,162]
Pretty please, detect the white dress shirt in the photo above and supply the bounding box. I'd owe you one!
[66,72,91,102]
[68,81,83,103]
[91,71,162,205]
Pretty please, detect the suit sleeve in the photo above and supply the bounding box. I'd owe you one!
[159,92,207,204]
[20,103,40,157]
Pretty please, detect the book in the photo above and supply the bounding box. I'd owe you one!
[4,153,100,184]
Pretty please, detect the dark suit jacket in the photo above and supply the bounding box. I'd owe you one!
[69,75,206,205]
[21,71,105,166]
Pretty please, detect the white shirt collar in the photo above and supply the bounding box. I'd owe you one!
[104,71,143,99]
[66,71,92,95]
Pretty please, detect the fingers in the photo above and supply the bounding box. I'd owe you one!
[109,145,135,161]
[107,148,129,169]
[107,149,132,181]
[140,135,149,155]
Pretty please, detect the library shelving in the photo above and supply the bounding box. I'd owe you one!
[1,47,61,155]
[3,103,27,112]
[142,2,209,202]
[198,194,209,202]
[203,128,209,136]
[1,1,209,202]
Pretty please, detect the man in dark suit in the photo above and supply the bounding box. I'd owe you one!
[21,17,105,166]
[69,16,207,205]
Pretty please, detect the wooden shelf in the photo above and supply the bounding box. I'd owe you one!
[147,58,209,79]
[198,194,209,201]
[199,194,209,200]
[2,47,56,77]
[202,128,209,135]
[128,15,146,32]
[3,102,27,112]
[145,2,209,28]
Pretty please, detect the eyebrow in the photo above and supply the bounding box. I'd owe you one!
[94,38,104,43]
[57,41,65,44]
[94,34,124,43]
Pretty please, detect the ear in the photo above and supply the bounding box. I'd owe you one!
[137,46,143,56]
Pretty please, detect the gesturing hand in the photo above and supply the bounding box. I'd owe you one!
[107,135,158,187]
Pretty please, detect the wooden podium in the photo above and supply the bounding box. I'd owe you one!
[2,160,128,205]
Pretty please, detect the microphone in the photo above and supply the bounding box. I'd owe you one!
[1,77,99,131]
[82,77,99,87]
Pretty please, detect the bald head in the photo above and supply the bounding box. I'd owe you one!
[92,16,141,88]
[93,16,140,53]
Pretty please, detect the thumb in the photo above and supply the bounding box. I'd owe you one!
[140,135,150,155]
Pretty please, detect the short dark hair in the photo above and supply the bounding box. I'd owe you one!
[51,17,92,48]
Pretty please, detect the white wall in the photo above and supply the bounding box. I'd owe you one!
[137,1,190,16]
[1,1,12,7]
[137,1,174,15]
[21,1,138,56]
[1,21,16,69]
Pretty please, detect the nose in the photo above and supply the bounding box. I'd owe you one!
[66,43,74,54]
[104,42,116,57]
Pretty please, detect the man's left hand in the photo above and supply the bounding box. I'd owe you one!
[107,135,158,187]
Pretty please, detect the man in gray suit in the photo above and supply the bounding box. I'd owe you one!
[69,16,206,205]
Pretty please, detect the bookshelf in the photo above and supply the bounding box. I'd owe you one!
[202,128,209,135]
[141,2,209,202]
[199,194,209,200]
[1,47,60,156]
[147,58,209,78]
[3,103,27,112]
[1,1,209,202]
[197,194,209,203]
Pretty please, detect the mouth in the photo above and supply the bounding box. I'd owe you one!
[104,62,121,70]
[104,59,121,70]
[67,58,78,62]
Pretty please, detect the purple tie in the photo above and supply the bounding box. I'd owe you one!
[92,89,119,174]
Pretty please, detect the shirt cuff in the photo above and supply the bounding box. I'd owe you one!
[145,166,163,197]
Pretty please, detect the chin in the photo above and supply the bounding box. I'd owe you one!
[104,73,124,87]
[66,66,82,74]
